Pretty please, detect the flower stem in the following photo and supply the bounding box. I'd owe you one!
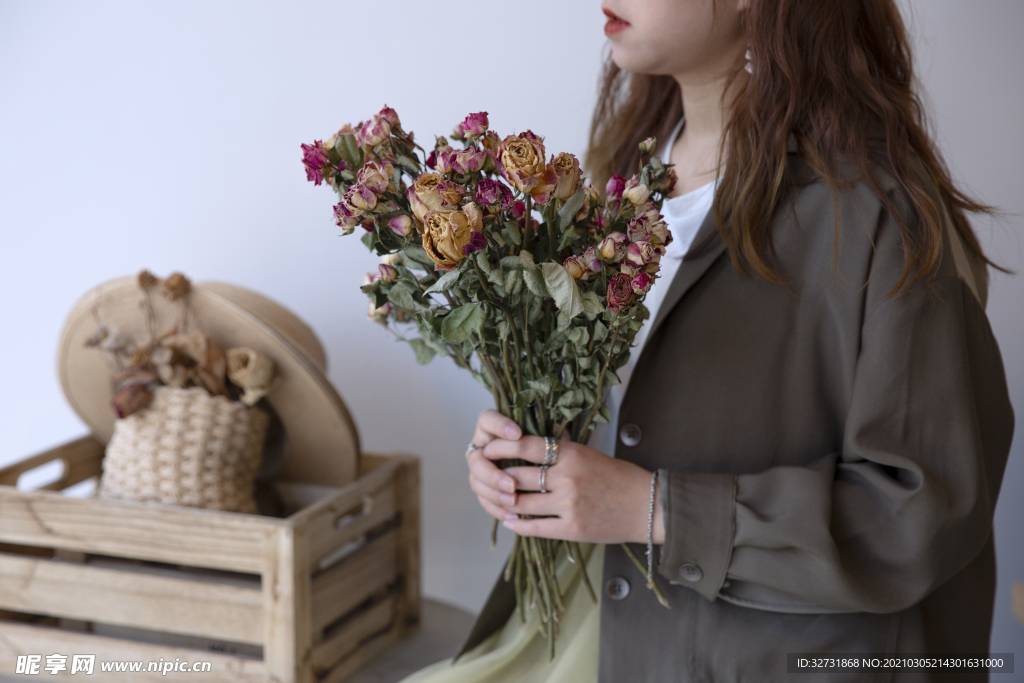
[620,543,671,608]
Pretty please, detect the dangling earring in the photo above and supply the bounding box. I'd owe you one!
[744,45,754,74]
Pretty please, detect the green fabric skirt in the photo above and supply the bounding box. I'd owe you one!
[399,543,603,683]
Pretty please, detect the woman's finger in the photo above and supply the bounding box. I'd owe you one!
[483,435,546,463]
[502,465,548,492]
[503,515,565,540]
[476,409,522,441]
[505,491,561,517]
[467,450,517,494]
[478,496,513,522]
[469,471,517,508]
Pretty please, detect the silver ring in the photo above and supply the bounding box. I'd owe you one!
[542,437,559,467]
[538,465,549,493]
[465,441,482,460]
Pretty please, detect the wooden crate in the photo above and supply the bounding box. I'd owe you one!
[0,436,420,683]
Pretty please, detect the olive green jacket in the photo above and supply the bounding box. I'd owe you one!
[459,147,1014,682]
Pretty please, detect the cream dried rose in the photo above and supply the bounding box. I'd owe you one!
[499,131,557,204]
[422,202,483,270]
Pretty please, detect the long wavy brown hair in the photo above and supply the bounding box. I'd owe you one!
[585,0,1003,295]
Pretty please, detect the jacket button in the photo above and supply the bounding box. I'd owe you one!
[605,576,631,600]
[679,562,703,582]
[619,423,642,447]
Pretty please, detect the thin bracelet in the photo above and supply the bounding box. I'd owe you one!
[646,470,657,588]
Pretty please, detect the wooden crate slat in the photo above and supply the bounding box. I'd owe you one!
[310,530,399,634]
[305,481,399,570]
[261,524,313,683]
[0,488,278,573]
[0,620,267,682]
[0,435,102,489]
[0,551,263,645]
[310,595,396,675]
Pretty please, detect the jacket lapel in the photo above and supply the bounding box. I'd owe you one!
[646,205,726,342]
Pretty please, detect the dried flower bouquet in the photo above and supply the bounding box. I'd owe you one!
[302,107,676,657]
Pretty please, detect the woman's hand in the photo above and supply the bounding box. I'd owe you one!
[467,409,665,544]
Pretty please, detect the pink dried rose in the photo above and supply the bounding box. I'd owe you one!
[388,214,414,237]
[358,106,400,147]
[356,160,394,195]
[639,137,657,154]
[626,240,657,267]
[597,232,629,263]
[435,147,456,174]
[607,272,635,312]
[462,230,487,256]
[476,179,514,210]
[660,166,678,195]
[334,202,360,233]
[301,140,330,185]
[343,184,378,212]
[425,149,438,169]
[622,176,650,205]
[454,111,489,139]
[367,300,393,322]
[499,131,558,204]
[377,263,398,284]
[605,174,627,202]
[550,152,583,201]
[627,214,653,243]
[582,246,602,275]
[631,271,653,294]
[650,220,672,247]
[451,147,488,174]
[564,254,587,280]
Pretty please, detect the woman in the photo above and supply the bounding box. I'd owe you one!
[416,0,1015,681]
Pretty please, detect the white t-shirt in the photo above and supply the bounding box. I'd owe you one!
[588,117,716,457]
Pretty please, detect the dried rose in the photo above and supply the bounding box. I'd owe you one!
[659,166,678,195]
[605,174,627,202]
[161,331,227,396]
[226,347,276,406]
[137,270,158,290]
[650,220,672,247]
[627,240,657,267]
[607,272,635,312]
[435,147,456,175]
[582,246,602,275]
[463,230,487,256]
[499,132,557,204]
[301,140,330,185]
[597,232,629,263]
[162,272,191,301]
[368,300,393,322]
[425,149,437,169]
[476,178,514,210]
[358,106,399,148]
[451,146,487,174]
[111,383,153,418]
[334,202,360,234]
[422,206,481,270]
[627,215,652,243]
[454,111,489,139]
[631,271,653,294]
[563,255,587,280]
[639,137,656,154]
[377,263,398,284]
[356,159,394,195]
[622,177,650,205]
[550,152,583,201]
[342,184,378,212]
[436,180,465,208]
[576,184,601,221]
[388,214,414,237]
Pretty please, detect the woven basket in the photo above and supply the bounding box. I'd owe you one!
[98,385,268,514]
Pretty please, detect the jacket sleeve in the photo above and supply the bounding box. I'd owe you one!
[656,209,1014,614]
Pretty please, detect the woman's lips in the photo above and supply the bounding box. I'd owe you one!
[603,8,630,36]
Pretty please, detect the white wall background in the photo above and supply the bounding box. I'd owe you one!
[1,0,1021,657]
